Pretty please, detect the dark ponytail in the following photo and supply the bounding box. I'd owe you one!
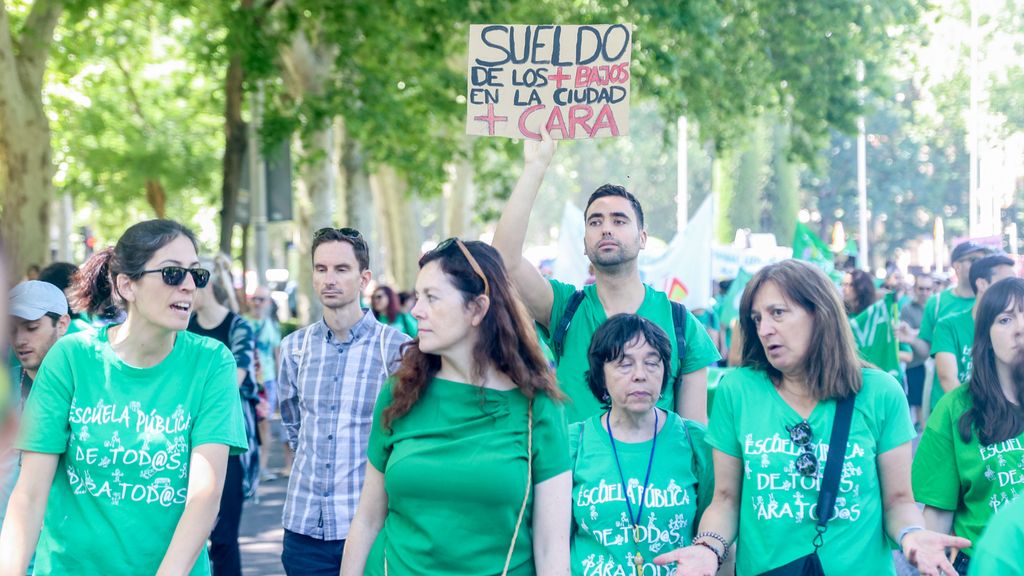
[74,247,118,315]
[72,220,199,316]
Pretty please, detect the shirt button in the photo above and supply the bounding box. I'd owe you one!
[330,406,336,411]
[326,463,331,468]
[327,434,334,440]
[323,492,329,497]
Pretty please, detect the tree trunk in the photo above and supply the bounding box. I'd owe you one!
[340,124,380,277]
[0,0,65,278]
[769,120,799,244]
[219,46,247,256]
[279,27,338,323]
[145,179,167,218]
[713,150,736,244]
[371,165,419,290]
[730,119,768,232]
[443,138,476,239]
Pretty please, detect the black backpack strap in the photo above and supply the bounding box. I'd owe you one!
[815,394,856,536]
[552,290,586,359]
[670,301,688,362]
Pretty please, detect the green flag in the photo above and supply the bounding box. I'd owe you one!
[719,268,753,328]
[849,292,901,380]
[792,222,842,283]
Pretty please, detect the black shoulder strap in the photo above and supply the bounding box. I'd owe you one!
[816,394,856,532]
[670,301,688,361]
[552,290,586,358]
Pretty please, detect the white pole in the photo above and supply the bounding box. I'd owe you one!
[856,61,869,271]
[677,116,689,232]
[250,82,270,285]
[968,0,980,237]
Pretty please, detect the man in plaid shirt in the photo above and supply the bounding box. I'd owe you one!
[278,228,409,575]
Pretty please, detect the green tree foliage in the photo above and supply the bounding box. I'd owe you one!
[803,82,970,265]
[47,2,227,246]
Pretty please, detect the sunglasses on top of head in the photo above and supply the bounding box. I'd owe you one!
[140,266,211,288]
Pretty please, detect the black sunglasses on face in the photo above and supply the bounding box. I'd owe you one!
[140,266,211,288]
[787,420,819,477]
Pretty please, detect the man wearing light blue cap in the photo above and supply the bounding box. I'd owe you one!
[8,280,71,405]
[2,281,71,565]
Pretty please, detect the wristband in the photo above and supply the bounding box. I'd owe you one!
[898,525,924,548]
[693,540,724,569]
[692,531,730,560]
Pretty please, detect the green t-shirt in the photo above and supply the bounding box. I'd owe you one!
[377,312,418,338]
[911,386,1024,555]
[918,288,974,344]
[365,377,570,576]
[16,326,249,575]
[968,495,1024,576]
[66,317,95,337]
[706,367,915,576]
[568,411,713,576]
[544,279,721,423]
[929,310,975,410]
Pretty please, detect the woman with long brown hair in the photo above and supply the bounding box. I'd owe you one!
[342,239,570,575]
[655,259,966,576]
[912,276,1024,575]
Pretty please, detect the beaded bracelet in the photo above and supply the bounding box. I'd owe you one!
[693,540,724,569]
[692,531,730,561]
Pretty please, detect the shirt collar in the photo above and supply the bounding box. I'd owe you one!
[320,309,377,345]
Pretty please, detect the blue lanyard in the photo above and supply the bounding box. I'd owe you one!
[605,408,659,535]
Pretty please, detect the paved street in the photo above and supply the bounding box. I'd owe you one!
[239,423,287,576]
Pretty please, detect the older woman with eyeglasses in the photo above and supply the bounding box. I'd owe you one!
[655,260,967,576]
[342,239,570,575]
[570,314,713,576]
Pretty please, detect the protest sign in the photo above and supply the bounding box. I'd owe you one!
[466,24,632,140]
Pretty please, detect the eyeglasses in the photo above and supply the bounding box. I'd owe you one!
[436,237,490,297]
[787,421,819,477]
[140,266,211,288]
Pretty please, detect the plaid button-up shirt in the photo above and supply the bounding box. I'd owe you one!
[278,310,409,540]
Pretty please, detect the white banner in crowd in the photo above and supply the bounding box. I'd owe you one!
[551,197,720,309]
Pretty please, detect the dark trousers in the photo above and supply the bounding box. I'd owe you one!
[282,529,346,576]
[210,456,244,576]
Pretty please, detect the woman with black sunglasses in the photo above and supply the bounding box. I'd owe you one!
[912,277,1024,575]
[342,239,570,575]
[655,260,966,576]
[0,220,248,575]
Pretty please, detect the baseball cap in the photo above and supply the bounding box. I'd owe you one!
[950,241,994,263]
[9,280,69,321]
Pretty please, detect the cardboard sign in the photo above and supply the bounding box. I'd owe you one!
[466,24,632,140]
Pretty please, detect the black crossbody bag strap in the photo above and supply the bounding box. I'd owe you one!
[552,290,586,359]
[814,394,856,539]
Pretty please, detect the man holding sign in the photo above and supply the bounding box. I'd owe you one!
[492,132,720,424]
[467,24,632,140]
